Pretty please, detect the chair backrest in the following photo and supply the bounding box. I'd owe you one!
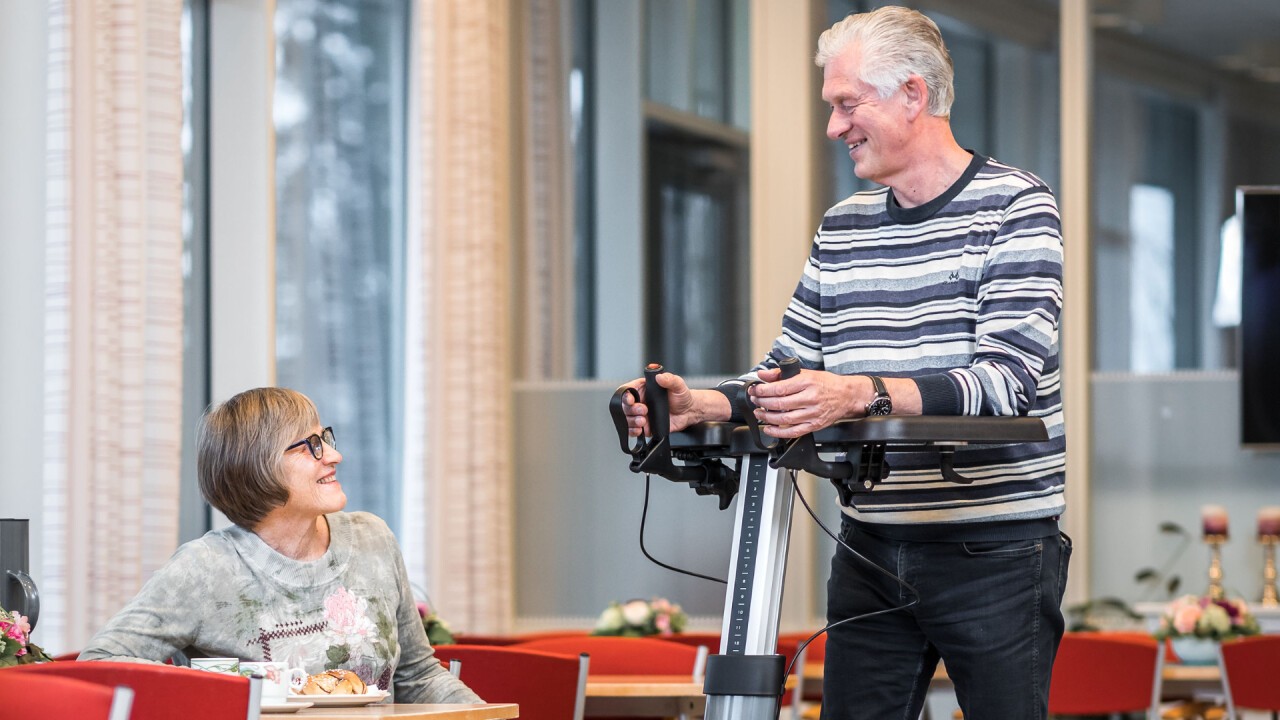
[660,632,721,654]
[0,671,134,720]
[516,635,701,676]
[779,630,826,664]
[451,634,522,646]
[1047,632,1162,717]
[1220,634,1280,712]
[10,660,260,720]
[434,644,588,720]
[515,629,590,642]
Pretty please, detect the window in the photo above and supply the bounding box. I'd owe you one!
[179,0,211,542]
[274,0,409,532]
[1092,79,1202,372]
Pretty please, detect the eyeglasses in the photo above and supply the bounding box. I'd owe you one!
[285,427,336,460]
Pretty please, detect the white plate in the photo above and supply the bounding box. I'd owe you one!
[288,689,389,707]
[261,700,313,713]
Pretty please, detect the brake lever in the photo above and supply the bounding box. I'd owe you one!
[739,356,801,454]
[608,385,647,458]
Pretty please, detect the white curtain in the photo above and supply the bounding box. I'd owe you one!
[406,0,518,634]
[519,0,576,380]
[42,0,184,653]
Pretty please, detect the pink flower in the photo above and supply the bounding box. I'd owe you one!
[323,587,378,647]
[655,614,671,634]
[1172,604,1201,635]
[416,602,429,619]
[2,611,28,643]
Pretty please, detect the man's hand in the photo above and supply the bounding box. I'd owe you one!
[620,371,729,437]
[747,368,861,438]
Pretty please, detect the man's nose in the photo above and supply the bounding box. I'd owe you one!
[826,110,847,140]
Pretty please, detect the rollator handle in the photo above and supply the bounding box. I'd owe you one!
[608,363,740,509]
[740,356,801,453]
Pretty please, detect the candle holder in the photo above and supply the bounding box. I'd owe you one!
[1261,534,1279,607]
[1205,533,1227,601]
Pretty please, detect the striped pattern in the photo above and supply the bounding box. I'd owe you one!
[762,156,1065,525]
[43,0,184,653]
[43,0,184,650]
[408,0,516,635]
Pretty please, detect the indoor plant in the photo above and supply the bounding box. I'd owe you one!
[1153,594,1260,664]
[592,597,687,637]
[0,604,52,667]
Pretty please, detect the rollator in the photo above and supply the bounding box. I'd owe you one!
[609,359,1049,720]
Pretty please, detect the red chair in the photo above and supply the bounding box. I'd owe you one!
[516,635,701,676]
[0,671,134,720]
[10,661,261,720]
[1221,634,1280,719]
[515,629,591,642]
[450,634,521,646]
[435,644,588,720]
[780,630,827,708]
[1046,632,1163,718]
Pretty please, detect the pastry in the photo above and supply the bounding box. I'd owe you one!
[298,668,367,695]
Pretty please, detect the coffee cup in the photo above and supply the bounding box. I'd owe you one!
[190,657,240,675]
[241,661,308,702]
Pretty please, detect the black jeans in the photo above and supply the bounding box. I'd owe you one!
[821,520,1072,720]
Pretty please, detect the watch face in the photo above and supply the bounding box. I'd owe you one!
[866,397,893,416]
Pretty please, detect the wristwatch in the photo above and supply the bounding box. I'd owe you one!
[865,376,893,416]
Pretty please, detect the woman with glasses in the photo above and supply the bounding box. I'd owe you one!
[80,387,481,704]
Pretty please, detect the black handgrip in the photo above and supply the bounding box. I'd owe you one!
[644,363,669,441]
[777,355,800,380]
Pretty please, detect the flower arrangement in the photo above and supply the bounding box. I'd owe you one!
[1154,595,1261,642]
[592,597,687,637]
[416,601,455,646]
[0,605,51,667]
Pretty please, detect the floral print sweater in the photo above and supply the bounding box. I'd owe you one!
[80,512,479,704]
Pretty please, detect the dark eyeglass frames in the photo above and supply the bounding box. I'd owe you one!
[285,427,336,460]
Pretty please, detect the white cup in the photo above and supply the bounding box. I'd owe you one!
[190,657,240,675]
[241,661,308,703]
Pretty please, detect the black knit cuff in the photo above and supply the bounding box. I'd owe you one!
[914,374,962,415]
[713,383,746,423]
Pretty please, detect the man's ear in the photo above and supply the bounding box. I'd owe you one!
[902,75,928,120]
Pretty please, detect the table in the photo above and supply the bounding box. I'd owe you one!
[585,675,705,719]
[290,704,519,719]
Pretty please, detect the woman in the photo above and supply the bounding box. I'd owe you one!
[81,387,480,704]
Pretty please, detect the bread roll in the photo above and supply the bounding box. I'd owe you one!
[298,669,368,695]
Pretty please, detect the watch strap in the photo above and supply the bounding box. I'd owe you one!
[869,375,888,397]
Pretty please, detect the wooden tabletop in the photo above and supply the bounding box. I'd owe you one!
[290,703,519,719]
[584,675,705,718]
[585,675,703,697]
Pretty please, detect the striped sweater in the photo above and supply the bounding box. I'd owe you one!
[736,154,1065,535]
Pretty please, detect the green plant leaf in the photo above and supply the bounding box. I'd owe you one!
[326,644,350,668]
[1167,576,1182,595]
[1135,568,1159,582]
[1159,522,1187,535]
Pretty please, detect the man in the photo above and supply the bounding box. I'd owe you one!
[621,6,1068,719]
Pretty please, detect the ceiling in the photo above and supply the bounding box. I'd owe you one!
[1089,0,1280,83]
